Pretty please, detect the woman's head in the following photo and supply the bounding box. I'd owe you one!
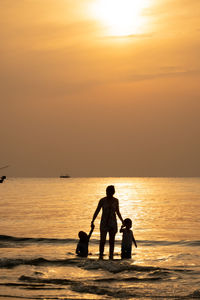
[106,185,115,197]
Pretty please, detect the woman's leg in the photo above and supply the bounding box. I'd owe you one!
[99,230,107,259]
[109,230,116,259]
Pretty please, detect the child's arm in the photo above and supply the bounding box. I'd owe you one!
[120,225,125,233]
[88,223,95,240]
[76,243,80,255]
[132,232,137,248]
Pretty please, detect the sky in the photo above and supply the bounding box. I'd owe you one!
[0,0,200,177]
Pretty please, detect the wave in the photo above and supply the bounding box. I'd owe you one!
[0,258,199,299]
[0,287,199,300]
[138,239,200,247]
[19,275,74,285]
[0,257,80,268]
[0,256,196,278]
[18,277,148,299]
[17,272,168,290]
[1,235,200,247]
[0,235,76,245]
[18,275,200,299]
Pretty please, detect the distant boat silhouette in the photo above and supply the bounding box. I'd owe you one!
[60,175,70,178]
[0,176,6,183]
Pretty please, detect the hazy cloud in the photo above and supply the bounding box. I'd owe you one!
[0,0,200,176]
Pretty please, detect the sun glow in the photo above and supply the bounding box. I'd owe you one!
[92,0,149,36]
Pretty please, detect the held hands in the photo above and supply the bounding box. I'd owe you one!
[120,224,125,233]
[91,221,95,230]
[121,220,125,228]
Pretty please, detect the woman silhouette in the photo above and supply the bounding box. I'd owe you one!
[91,185,123,259]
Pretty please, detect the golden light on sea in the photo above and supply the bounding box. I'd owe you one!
[91,0,150,36]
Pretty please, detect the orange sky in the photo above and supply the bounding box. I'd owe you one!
[0,0,200,177]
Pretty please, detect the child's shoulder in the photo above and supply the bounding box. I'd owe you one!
[124,229,132,235]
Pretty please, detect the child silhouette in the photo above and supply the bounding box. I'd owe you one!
[76,224,94,257]
[120,218,137,259]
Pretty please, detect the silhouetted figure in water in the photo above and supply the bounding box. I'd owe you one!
[76,224,94,257]
[91,185,124,260]
[0,176,6,183]
[120,218,137,259]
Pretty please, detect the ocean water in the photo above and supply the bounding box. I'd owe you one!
[0,177,200,300]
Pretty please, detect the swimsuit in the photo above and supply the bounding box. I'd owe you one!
[99,197,118,233]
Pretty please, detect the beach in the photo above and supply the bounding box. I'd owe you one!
[0,177,200,299]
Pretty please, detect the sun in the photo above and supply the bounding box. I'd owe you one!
[92,0,149,36]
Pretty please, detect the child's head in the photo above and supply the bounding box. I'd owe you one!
[124,218,132,229]
[78,231,88,242]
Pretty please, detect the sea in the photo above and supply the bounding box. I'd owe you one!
[0,177,200,300]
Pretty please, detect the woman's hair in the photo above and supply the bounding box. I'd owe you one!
[106,185,115,196]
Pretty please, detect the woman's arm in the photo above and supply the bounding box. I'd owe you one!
[88,223,95,239]
[91,199,103,225]
[116,199,123,224]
